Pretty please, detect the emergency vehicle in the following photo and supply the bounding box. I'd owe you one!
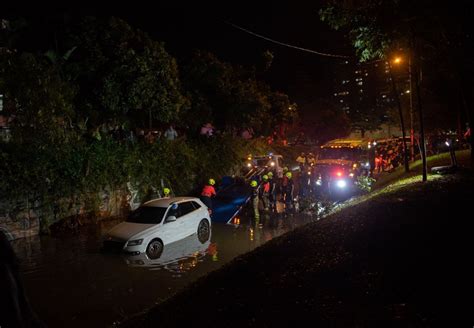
[313,139,374,194]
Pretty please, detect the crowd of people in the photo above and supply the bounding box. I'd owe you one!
[374,140,405,174]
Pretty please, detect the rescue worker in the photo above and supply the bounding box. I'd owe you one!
[267,171,277,212]
[283,172,294,210]
[250,180,260,219]
[307,153,316,166]
[200,178,216,215]
[298,167,310,198]
[260,175,271,211]
[296,152,306,171]
[162,187,171,198]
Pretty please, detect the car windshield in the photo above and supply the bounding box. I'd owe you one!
[126,206,167,224]
[318,148,360,160]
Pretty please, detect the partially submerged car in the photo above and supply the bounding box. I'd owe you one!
[103,197,211,259]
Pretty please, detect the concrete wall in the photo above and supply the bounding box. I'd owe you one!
[0,188,131,240]
[0,210,40,241]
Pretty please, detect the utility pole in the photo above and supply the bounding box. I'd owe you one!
[408,54,415,161]
[412,50,427,182]
[388,60,409,173]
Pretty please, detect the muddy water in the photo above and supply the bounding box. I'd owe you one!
[12,210,316,327]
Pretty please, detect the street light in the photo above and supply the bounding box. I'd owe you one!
[392,55,414,161]
[389,55,409,172]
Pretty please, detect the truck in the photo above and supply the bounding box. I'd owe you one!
[313,139,374,195]
[243,153,285,178]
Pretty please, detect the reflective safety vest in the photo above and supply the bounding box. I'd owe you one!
[201,185,216,197]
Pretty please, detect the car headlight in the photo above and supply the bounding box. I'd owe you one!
[336,180,347,188]
[127,239,143,246]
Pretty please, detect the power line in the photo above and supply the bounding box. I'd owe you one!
[225,21,351,59]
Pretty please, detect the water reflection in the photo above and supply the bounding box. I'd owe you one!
[123,231,211,274]
[13,206,316,328]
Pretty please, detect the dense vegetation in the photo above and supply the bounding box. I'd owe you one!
[0,16,287,230]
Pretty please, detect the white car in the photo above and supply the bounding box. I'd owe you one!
[103,197,211,259]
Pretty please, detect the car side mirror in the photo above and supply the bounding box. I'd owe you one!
[165,216,177,223]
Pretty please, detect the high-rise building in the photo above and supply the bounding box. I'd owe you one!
[333,59,405,138]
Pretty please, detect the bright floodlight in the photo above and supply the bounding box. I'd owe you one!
[336,180,347,188]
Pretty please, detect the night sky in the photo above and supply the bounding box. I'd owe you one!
[4,2,354,106]
[119,3,353,104]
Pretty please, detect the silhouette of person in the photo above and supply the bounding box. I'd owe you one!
[0,231,45,328]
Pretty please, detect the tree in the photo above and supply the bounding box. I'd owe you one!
[64,16,187,131]
[181,50,295,136]
[319,0,474,180]
[299,99,350,144]
[0,51,76,145]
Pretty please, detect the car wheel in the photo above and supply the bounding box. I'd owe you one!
[146,239,163,259]
[197,219,210,243]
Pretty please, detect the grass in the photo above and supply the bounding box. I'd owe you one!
[372,149,471,190]
[328,149,471,216]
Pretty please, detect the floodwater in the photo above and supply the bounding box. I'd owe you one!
[12,206,317,327]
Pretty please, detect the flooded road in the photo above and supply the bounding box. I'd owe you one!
[12,209,316,327]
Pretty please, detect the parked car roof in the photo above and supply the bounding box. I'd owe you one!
[143,197,200,208]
